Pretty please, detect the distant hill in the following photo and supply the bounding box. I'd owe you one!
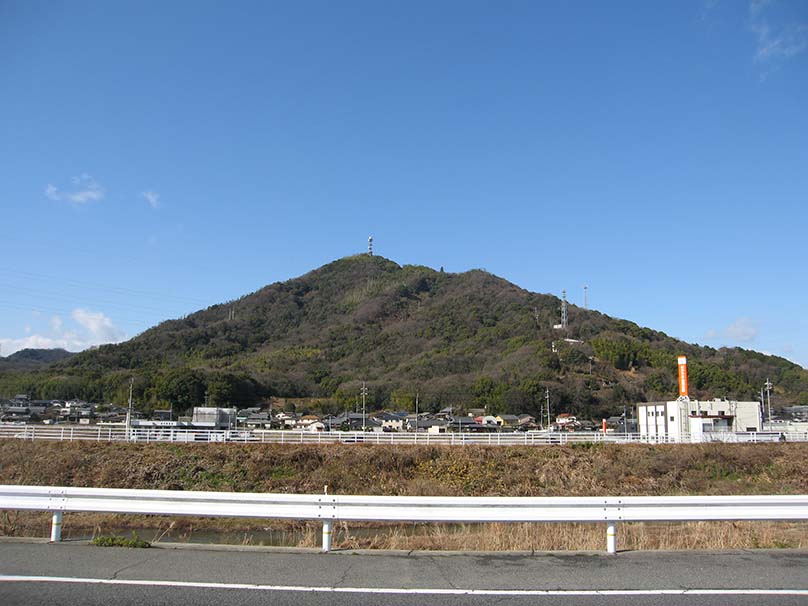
[0,348,75,372]
[1,255,806,417]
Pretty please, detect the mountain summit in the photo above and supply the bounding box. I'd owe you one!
[2,255,806,417]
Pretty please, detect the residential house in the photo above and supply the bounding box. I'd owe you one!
[517,414,536,428]
[245,412,271,429]
[372,412,406,432]
[448,416,483,432]
[553,413,580,432]
[495,414,521,430]
[275,411,299,428]
[296,415,322,429]
[330,412,382,432]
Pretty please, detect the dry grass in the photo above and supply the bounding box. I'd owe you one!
[1,441,806,551]
[2,441,807,497]
[2,512,805,552]
[322,521,807,551]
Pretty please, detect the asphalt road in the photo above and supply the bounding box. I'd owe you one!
[1,540,807,606]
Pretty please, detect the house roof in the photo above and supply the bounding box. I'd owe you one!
[419,419,446,428]
[372,412,404,421]
[450,416,478,425]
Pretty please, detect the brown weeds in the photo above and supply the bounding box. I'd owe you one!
[2,441,807,551]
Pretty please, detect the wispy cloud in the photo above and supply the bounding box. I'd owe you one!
[71,308,126,343]
[44,184,60,200]
[0,308,126,357]
[706,317,760,342]
[141,190,160,209]
[748,1,808,68]
[699,0,722,24]
[45,174,105,205]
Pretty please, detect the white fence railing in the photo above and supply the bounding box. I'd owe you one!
[1,425,804,445]
[1,485,806,554]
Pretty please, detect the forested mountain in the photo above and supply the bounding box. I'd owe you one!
[0,348,75,372]
[1,255,806,419]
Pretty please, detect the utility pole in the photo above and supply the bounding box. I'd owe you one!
[126,377,134,440]
[360,382,368,431]
[544,388,551,430]
[760,386,765,422]
[764,378,773,426]
[414,391,419,434]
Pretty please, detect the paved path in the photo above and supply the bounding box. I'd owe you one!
[1,540,807,605]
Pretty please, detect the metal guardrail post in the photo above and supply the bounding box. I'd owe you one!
[50,511,62,542]
[322,519,332,552]
[606,521,617,554]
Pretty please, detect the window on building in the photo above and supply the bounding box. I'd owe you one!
[670,416,674,422]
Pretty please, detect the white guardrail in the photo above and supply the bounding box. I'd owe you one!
[1,426,805,445]
[1,485,807,554]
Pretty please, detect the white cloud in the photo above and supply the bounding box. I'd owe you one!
[71,308,126,343]
[706,317,759,343]
[724,317,759,341]
[1,335,72,355]
[748,1,808,66]
[0,308,126,357]
[45,184,60,200]
[45,174,105,205]
[141,190,160,209]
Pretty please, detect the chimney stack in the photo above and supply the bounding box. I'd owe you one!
[677,356,689,398]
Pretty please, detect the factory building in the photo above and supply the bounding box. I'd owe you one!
[191,407,237,429]
[637,398,762,441]
[636,355,762,442]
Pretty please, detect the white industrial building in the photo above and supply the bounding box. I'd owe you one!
[191,407,237,430]
[637,398,762,442]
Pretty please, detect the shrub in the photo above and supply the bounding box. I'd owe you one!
[91,532,150,548]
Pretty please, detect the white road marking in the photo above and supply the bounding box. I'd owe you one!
[0,575,806,596]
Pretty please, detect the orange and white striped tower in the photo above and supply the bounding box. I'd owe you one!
[677,356,689,399]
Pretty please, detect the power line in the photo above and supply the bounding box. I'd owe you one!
[0,266,210,307]
[0,283,192,317]
[0,300,151,329]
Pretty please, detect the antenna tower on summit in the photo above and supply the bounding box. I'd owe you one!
[561,289,568,329]
[583,285,588,310]
[368,236,373,256]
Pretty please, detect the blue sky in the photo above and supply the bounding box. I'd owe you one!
[1,1,807,370]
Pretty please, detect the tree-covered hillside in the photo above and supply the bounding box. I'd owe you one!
[1,255,806,418]
[0,348,75,373]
